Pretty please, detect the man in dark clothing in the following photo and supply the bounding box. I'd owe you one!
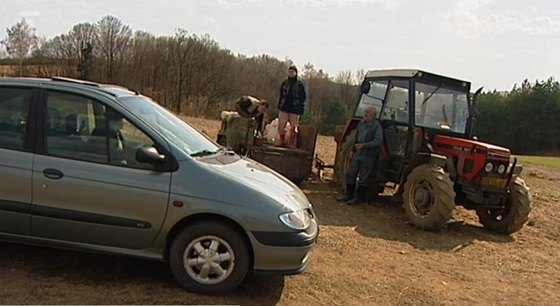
[276,65,306,148]
[91,110,127,164]
[337,106,383,205]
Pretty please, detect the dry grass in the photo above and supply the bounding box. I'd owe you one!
[183,115,338,171]
[183,116,222,138]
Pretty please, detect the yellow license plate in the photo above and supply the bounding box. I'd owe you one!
[480,177,506,188]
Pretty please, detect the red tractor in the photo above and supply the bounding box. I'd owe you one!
[334,69,532,234]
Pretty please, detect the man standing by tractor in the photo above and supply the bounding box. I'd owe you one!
[276,65,306,148]
[337,106,383,205]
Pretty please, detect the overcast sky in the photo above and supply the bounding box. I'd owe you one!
[1,0,559,90]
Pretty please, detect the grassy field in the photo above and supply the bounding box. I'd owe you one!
[516,155,560,169]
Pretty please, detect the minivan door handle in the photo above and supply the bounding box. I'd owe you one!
[43,168,64,180]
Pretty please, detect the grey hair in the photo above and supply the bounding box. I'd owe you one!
[365,106,377,115]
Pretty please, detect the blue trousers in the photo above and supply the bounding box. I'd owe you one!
[346,152,379,187]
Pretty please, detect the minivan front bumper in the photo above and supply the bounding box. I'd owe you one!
[249,219,318,274]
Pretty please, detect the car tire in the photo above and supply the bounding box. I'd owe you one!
[169,220,250,295]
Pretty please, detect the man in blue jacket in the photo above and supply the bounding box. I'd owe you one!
[276,65,306,148]
[337,106,383,204]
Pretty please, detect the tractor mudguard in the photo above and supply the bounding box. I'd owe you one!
[409,152,447,168]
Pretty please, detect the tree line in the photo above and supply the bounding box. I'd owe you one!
[0,16,355,135]
[476,78,560,155]
[1,16,558,154]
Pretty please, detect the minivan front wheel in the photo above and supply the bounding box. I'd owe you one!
[169,221,250,294]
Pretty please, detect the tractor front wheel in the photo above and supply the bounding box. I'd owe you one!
[476,177,532,235]
[403,164,455,230]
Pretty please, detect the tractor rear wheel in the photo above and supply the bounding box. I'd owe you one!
[402,164,455,230]
[334,129,357,190]
[476,177,532,235]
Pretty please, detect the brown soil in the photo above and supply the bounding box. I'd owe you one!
[1,118,559,305]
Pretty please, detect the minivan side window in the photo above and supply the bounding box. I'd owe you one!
[46,91,155,169]
[0,87,33,150]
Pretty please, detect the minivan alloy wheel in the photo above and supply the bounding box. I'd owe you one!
[183,235,235,285]
[169,221,250,294]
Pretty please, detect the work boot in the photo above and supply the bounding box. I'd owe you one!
[336,184,355,202]
[346,186,367,205]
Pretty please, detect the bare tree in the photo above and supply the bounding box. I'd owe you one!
[336,70,357,110]
[301,63,335,118]
[69,23,98,52]
[171,28,190,113]
[29,36,54,77]
[124,30,157,91]
[0,44,7,58]
[96,15,132,82]
[355,68,367,85]
[67,23,98,79]
[19,16,362,133]
[2,18,38,76]
[335,70,353,85]
[35,34,76,76]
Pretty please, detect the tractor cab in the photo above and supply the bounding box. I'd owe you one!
[338,70,475,185]
[380,71,470,178]
[334,69,532,234]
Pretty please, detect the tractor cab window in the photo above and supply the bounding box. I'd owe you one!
[381,80,409,124]
[354,80,387,118]
[414,82,469,134]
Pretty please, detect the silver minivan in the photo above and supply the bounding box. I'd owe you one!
[0,77,318,294]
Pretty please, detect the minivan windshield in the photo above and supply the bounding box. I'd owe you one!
[118,96,219,156]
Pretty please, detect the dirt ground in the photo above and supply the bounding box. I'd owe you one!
[1,118,559,305]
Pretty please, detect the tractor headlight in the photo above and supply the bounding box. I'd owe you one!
[497,164,506,175]
[484,162,494,173]
[279,210,311,230]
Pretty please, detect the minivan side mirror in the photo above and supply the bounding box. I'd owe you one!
[136,146,166,164]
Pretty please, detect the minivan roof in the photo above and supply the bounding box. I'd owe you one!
[0,76,139,98]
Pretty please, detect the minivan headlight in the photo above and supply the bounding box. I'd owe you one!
[279,210,311,230]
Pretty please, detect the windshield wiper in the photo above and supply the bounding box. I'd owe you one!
[190,149,217,157]
[421,84,443,106]
[191,146,237,157]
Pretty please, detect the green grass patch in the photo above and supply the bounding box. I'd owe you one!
[515,155,560,169]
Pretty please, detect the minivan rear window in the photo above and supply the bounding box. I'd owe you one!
[0,87,33,150]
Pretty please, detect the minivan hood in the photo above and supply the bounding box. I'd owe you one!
[202,154,310,212]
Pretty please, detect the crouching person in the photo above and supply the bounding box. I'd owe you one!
[337,106,383,205]
[235,95,270,136]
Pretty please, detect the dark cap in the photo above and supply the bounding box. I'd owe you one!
[107,109,124,121]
